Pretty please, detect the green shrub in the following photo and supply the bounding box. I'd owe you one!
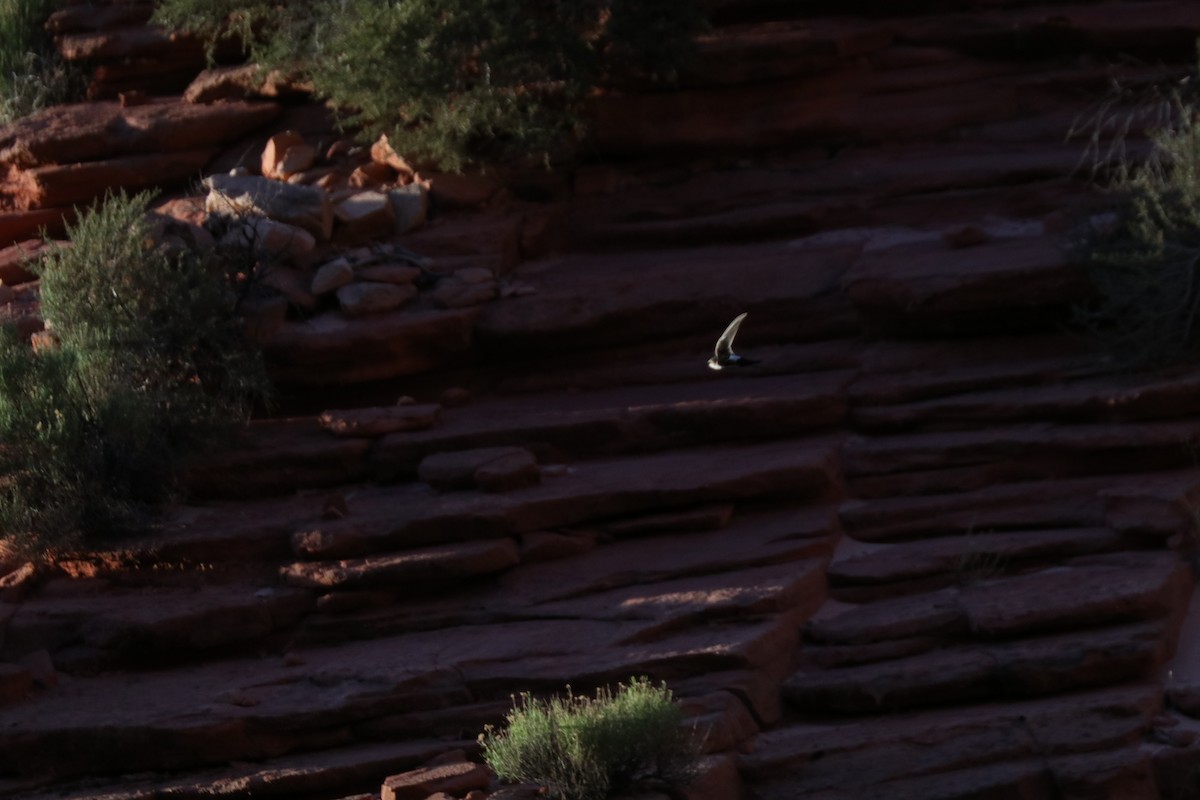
[480,677,702,800]
[153,0,705,170]
[0,0,83,123]
[1069,85,1200,368]
[0,192,269,557]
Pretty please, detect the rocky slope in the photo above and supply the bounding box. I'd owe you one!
[4,1,1200,799]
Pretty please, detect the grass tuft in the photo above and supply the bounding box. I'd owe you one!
[480,677,703,800]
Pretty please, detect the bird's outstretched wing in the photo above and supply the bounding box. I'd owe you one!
[714,312,748,361]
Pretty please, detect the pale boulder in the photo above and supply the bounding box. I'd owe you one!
[430,276,497,309]
[219,217,316,260]
[204,173,333,240]
[311,258,354,295]
[336,281,417,317]
[334,191,396,243]
[389,183,429,234]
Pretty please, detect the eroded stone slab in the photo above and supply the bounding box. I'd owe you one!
[280,539,521,590]
[320,404,440,438]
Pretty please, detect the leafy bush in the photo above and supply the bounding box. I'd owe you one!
[1069,85,1200,368]
[480,677,702,800]
[153,0,706,170]
[0,0,83,123]
[0,192,269,557]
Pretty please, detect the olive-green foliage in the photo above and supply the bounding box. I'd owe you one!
[153,0,705,170]
[0,192,269,557]
[0,0,83,123]
[1070,87,1200,367]
[480,677,702,800]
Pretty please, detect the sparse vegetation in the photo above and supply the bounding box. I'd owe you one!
[152,0,706,170]
[480,677,702,800]
[1069,66,1200,367]
[0,0,83,123]
[0,192,269,558]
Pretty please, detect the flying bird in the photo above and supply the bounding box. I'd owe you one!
[708,312,759,370]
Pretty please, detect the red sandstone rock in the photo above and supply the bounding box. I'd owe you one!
[430,275,498,309]
[598,505,734,539]
[7,7,1200,800]
[337,282,418,317]
[370,134,415,177]
[418,447,536,491]
[346,162,395,190]
[0,99,281,168]
[841,234,1087,334]
[183,419,372,499]
[825,527,1125,598]
[679,754,742,800]
[4,150,218,211]
[839,474,1129,543]
[333,191,397,243]
[476,240,858,355]
[0,562,39,604]
[280,538,521,590]
[852,365,1200,431]
[1100,472,1200,540]
[3,584,314,665]
[518,531,595,563]
[319,403,440,437]
[184,65,313,104]
[262,307,479,385]
[744,683,1159,793]
[0,663,32,706]
[686,19,892,87]
[0,240,43,285]
[85,56,203,99]
[381,754,490,800]
[402,214,520,276]
[785,620,1169,714]
[587,68,1020,156]
[58,25,203,62]
[959,555,1191,638]
[473,450,541,493]
[0,209,72,246]
[46,2,154,34]
[424,171,502,209]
